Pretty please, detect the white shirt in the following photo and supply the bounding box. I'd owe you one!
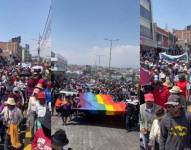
[35,102,46,118]
[27,97,37,115]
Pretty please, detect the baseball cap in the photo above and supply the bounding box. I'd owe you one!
[144,93,154,102]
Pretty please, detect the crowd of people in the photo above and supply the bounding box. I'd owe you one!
[0,62,72,150]
[140,51,191,150]
[52,73,139,132]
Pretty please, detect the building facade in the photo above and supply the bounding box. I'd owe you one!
[175,27,191,50]
[0,37,22,64]
[140,0,157,52]
[22,44,32,62]
[51,52,67,72]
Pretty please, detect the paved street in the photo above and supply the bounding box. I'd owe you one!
[51,114,139,150]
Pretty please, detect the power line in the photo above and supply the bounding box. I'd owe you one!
[41,0,52,42]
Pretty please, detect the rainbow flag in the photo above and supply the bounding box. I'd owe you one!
[78,92,126,115]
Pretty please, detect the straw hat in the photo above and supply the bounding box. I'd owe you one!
[169,86,182,94]
[5,98,16,105]
[35,83,43,89]
[165,94,181,106]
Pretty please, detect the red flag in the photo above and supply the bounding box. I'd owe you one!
[140,67,153,86]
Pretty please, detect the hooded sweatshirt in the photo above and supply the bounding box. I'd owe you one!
[159,112,191,150]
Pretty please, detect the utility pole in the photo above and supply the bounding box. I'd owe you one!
[104,38,119,78]
[95,54,104,66]
[38,34,42,63]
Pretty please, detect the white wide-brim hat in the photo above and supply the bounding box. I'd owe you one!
[5,98,16,105]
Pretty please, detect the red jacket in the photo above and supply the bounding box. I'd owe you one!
[32,128,51,150]
[153,86,170,108]
[176,81,187,98]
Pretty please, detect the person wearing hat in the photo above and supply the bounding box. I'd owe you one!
[35,83,44,91]
[25,78,35,103]
[169,86,187,112]
[4,97,23,149]
[153,81,170,108]
[32,110,51,150]
[140,93,159,150]
[176,73,188,99]
[33,92,47,133]
[148,107,165,150]
[26,96,37,137]
[159,95,191,150]
[52,129,72,150]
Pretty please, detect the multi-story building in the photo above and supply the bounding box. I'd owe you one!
[0,37,22,64]
[155,25,180,55]
[22,44,32,62]
[140,0,157,54]
[174,27,191,50]
[155,25,169,50]
[51,52,67,72]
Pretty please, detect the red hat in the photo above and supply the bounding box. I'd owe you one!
[144,93,154,102]
[38,92,45,100]
[38,79,45,84]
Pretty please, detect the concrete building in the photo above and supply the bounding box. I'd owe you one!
[155,25,169,50]
[51,52,67,72]
[0,37,22,64]
[155,25,181,55]
[174,27,191,50]
[140,0,157,52]
[22,44,31,62]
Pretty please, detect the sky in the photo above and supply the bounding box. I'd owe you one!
[0,0,51,56]
[152,0,191,30]
[52,0,140,68]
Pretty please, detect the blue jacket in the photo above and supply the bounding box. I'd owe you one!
[44,88,52,103]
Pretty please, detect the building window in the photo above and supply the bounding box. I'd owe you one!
[140,5,152,21]
[141,25,152,39]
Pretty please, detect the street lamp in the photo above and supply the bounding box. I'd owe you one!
[104,38,119,77]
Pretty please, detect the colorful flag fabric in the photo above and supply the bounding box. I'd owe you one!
[78,92,126,115]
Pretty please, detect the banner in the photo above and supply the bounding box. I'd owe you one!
[140,67,153,86]
[159,52,188,62]
[78,92,126,115]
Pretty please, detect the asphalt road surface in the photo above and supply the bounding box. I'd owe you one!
[51,113,139,150]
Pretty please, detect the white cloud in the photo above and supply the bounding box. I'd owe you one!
[57,44,140,68]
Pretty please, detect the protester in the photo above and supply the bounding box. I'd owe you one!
[4,97,23,149]
[159,95,191,150]
[52,129,72,150]
[32,110,51,150]
[140,93,159,150]
[27,96,37,137]
[148,107,165,150]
